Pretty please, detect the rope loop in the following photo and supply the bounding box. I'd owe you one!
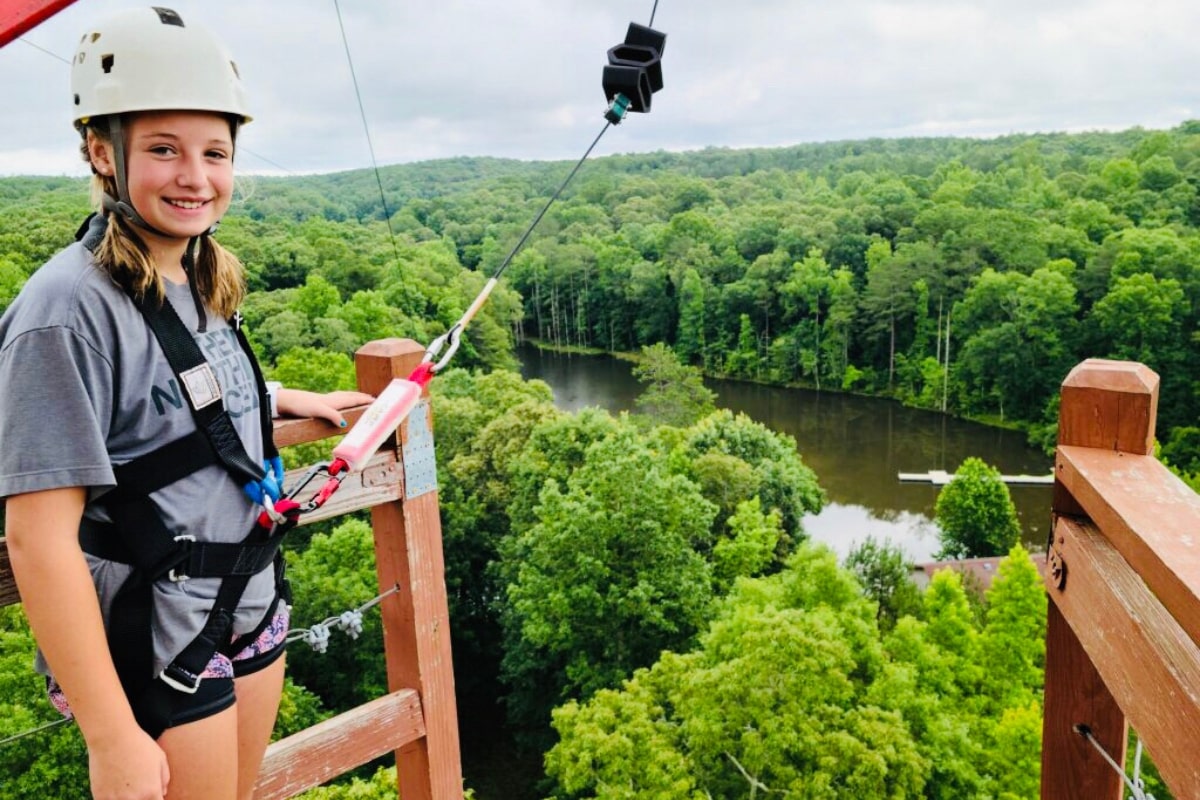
[301,622,332,653]
[337,609,365,639]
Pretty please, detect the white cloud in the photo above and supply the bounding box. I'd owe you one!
[2,0,1200,176]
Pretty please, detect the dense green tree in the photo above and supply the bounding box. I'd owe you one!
[1090,272,1187,366]
[845,537,923,632]
[978,544,1047,710]
[0,256,27,316]
[631,343,716,428]
[547,546,958,799]
[677,409,825,542]
[498,427,717,735]
[934,458,1022,558]
[674,267,706,364]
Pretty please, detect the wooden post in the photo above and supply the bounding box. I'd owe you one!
[1041,359,1157,799]
[354,339,463,800]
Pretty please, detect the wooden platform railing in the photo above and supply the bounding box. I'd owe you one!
[1042,358,1200,799]
[1,338,463,799]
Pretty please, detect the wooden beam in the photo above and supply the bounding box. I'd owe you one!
[1041,359,1151,800]
[355,339,463,800]
[1053,359,1158,517]
[253,689,425,800]
[273,406,368,449]
[1046,517,1200,798]
[1057,446,1200,651]
[1041,601,1126,800]
[282,449,402,526]
[1058,359,1158,454]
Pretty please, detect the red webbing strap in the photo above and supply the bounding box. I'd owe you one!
[1,0,79,48]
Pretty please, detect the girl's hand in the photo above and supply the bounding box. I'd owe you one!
[275,388,374,428]
[87,724,170,799]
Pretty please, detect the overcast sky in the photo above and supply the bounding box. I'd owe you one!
[3,0,1200,177]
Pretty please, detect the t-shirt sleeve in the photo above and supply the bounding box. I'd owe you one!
[0,325,116,497]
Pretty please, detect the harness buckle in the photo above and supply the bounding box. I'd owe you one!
[168,534,196,583]
[159,662,203,695]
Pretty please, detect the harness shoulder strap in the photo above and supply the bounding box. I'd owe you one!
[134,294,265,487]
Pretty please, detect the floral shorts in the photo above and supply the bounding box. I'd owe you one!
[48,604,289,727]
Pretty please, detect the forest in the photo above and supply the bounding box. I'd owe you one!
[1,123,1197,797]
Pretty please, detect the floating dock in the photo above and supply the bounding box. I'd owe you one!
[898,470,1055,486]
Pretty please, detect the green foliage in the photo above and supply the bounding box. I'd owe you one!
[676,409,825,542]
[274,677,333,739]
[498,427,717,734]
[547,546,940,799]
[296,766,478,799]
[0,607,90,798]
[978,544,1047,710]
[845,537,923,631]
[631,343,716,428]
[270,347,357,392]
[712,497,783,591]
[934,457,1022,558]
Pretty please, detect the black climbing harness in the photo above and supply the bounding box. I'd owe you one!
[75,214,293,737]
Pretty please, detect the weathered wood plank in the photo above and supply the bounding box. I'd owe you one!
[286,449,402,526]
[1041,358,1145,800]
[356,339,462,800]
[1057,446,1200,651]
[272,406,368,450]
[1047,517,1200,799]
[254,689,426,800]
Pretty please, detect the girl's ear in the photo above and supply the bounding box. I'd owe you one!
[86,132,115,177]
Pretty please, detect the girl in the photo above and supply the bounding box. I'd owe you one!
[0,8,371,799]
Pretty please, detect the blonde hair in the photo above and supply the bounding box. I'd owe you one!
[81,120,246,319]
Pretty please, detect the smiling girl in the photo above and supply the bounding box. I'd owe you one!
[0,8,370,799]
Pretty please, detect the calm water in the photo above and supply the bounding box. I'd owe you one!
[517,345,1053,563]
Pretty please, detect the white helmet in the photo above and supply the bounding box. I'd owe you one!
[71,6,251,128]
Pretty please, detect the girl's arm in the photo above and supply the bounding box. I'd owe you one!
[274,388,374,427]
[7,487,170,800]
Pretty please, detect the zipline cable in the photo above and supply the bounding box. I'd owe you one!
[17,36,68,63]
[254,1,670,528]
[333,0,403,269]
[418,118,615,373]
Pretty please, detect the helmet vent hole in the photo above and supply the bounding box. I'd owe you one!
[101,54,114,74]
[230,61,240,79]
[74,94,80,106]
[153,7,185,27]
[89,32,100,43]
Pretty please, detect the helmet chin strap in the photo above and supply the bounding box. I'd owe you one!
[100,115,172,238]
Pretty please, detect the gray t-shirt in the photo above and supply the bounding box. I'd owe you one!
[0,219,278,677]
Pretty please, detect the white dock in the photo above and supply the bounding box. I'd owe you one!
[898,470,1055,486]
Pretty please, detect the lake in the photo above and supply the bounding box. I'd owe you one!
[516,344,1053,563]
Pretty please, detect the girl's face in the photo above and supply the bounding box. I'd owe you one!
[91,110,235,253]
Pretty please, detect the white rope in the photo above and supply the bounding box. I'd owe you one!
[286,584,400,653]
[1074,725,1157,800]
